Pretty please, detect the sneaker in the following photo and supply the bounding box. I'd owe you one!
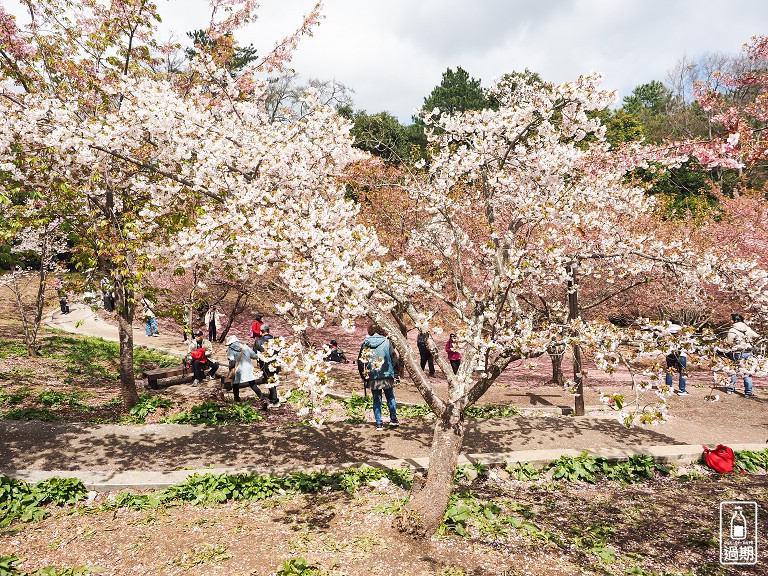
[389,420,400,427]
[375,423,384,431]
[745,392,756,397]
[268,402,281,409]
[725,389,734,395]
[676,390,689,396]
[191,379,200,386]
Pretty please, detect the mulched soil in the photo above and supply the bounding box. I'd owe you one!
[2,468,766,575]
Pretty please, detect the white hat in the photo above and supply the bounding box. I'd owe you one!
[224,335,240,346]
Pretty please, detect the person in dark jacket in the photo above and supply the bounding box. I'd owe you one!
[417,331,435,376]
[254,324,281,407]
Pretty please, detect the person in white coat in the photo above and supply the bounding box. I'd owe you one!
[225,334,264,402]
[205,305,225,342]
[726,313,759,397]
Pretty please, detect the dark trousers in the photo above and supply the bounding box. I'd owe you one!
[59,298,69,314]
[418,344,435,375]
[191,359,219,381]
[450,359,460,374]
[234,380,278,403]
[208,321,217,342]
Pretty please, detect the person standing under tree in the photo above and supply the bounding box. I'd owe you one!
[417,331,435,376]
[142,297,159,337]
[358,325,399,431]
[726,313,759,397]
[254,324,281,408]
[250,313,264,345]
[205,305,224,342]
[446,333,461,374]
[664,319,689,396]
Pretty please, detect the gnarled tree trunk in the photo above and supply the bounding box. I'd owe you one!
[399,405,465,537]
[113,276,139,410]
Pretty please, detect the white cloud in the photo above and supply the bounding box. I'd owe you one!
[5,0,768,122]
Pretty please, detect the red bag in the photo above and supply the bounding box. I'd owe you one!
[703,444,735,473]
[190,347,207,363]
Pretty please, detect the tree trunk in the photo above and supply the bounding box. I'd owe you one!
[399,406,465,537]
[548,345,565,386]
[567,265,585,416]
[218,290,247,343]
[113,277,139,410]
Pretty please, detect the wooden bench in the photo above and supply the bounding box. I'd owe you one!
[143,364,228,390]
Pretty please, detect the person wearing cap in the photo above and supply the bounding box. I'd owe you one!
[254,324,281,407]
[726,313,759,396]
[187,330,219,386]
[225,334,268,403]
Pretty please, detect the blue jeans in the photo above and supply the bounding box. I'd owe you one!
[665,353,687,392]
[145,317,158,336]
[372,387,397,424]
[729,352,753,394]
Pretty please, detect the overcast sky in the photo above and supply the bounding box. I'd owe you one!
[7,1,768,122]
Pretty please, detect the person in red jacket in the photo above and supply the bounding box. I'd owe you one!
[446,333,461,374]
[250,313,264,344]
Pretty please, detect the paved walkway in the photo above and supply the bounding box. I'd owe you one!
[2,302,760,490]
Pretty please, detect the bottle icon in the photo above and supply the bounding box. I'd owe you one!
[731,506,747,540]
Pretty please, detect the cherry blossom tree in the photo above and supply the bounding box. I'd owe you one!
[0,0,323,409]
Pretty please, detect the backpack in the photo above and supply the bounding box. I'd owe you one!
[703,444,735,473]
[190,347,207,363]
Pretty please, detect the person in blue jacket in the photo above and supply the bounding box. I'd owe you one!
[358,325,400,431]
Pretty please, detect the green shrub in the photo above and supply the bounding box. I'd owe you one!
[734,449,768,473]
[0,476,87,528]
[465,404,519,418]
[161,402,263,425]
[545,451,606,483]
[0,341,29,358]
[275,557,323,576]
[506,461,541,481]
[128,394,173,422]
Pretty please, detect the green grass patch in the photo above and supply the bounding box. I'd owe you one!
[0,341,29,358]
[36,334,179,385]
[3,407,58,421]
[0,554,98,575]
[0,390,28,406]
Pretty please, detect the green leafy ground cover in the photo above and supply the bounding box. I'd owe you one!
[2,452,766,575]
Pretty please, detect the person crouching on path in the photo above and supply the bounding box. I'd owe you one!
[225,334,264,403]
[358,325,399,431]
[186,330,220,386]
[254,324,281,408]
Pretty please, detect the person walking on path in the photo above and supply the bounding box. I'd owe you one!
[142,298,159,337]
[663,320,689,395]
[225,334,265,403]
[358,325,399,431]
[446,333,461,374]
[254,324,281,408]
[726,313,759,397]
[417,331,435,376]
[205,305,224,343]
[186,330,220,386]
